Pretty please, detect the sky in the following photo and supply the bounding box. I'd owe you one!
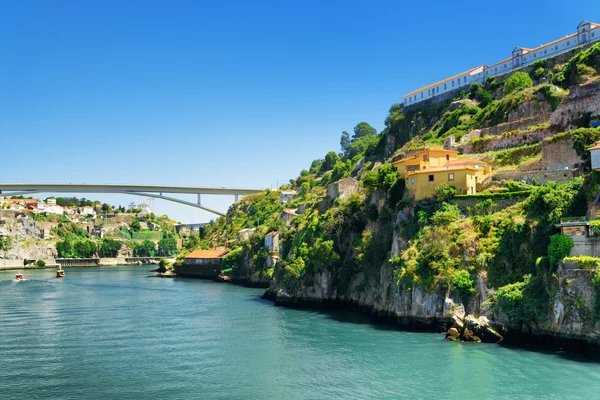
[1,1,598,222]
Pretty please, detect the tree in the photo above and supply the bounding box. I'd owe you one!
[130,220,141,232]
[99,239,123,257]
[56,239,74,258]
[158,234,178,256]
[320,151,339,173]
[345,135,379,159]
[340,131,351,153]
[352,122,376,140]
[468,82,493,107]
[134,239,156,257]
[309,159,324,175]
[504,71,533,95]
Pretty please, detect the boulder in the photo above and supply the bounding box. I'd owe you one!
[463,315,503,343]
[445,327,460,341]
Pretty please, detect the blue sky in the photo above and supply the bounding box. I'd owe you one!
[1,1,598,222]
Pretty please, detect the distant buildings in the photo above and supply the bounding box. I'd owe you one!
[404,20,600,107]
[589,140,600,170]
[327,177,360,199]
[264,232,280,252]
[137,202,153,217]
[279,190,296,204]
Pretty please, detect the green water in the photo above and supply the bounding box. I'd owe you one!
[1,266,600,399]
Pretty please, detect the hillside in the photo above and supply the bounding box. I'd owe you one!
[186,43,600,352]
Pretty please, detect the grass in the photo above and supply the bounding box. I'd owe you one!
[131,231,162,241]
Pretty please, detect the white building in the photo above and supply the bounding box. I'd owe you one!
[79,206,96,217]
[137,202,153,216]
[589,141,600,170]
[279,190,296,204]
[403,20,600,107]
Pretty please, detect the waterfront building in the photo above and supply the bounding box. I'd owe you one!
[176,249,228,278]
[403,20,600,107]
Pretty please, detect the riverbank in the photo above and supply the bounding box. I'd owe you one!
[260,288,600,359]
[0,257,175,270]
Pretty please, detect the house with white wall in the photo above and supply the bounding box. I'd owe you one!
[403,20,600,107]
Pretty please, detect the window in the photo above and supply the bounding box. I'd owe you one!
[593,32,596,38]
[444,83,447,90]
[411,177,415,184]
[428,175,434,182]
[474,165,479,170]
[544,49,547,54]
[437,86,439,93]
[428,89,430,96]
[421,92,423,98]
[464,76,467,83]
[423,154,429,161]
[555,45,558,50]
[452,81,455,87]
[448,173,454,181]
[567,41,570,45]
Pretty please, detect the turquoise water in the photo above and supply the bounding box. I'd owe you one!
[1,266,600,399]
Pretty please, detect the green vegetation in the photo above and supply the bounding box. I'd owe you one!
[99,239,122,258]
[548,234,574,265]
[553,42,600,88]
[131,231,162,241]
[133,239,156,257]
[174,43,600,334]
[36,259,46,267]
[504,71,533,95]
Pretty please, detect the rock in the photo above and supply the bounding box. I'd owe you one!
[446,327,460,341]
[463,315,503,343]
[462,328,481,343]
[448,99,476,111]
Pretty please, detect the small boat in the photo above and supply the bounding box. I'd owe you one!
[15,273,24,281]
[56,267,65,278]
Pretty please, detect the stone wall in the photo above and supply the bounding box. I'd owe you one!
[492,169,580,184]
[551,81,600,129]
[476,114,551,138]
[541,135,583,169]
[564,236,600,269]
[461,126,553,154]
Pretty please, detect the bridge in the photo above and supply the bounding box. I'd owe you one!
[0,183,264,216]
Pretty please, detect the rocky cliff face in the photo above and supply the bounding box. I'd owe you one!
[0,212,56,260]
[551,81,600,129]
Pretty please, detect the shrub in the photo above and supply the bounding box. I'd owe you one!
[36,260,46,268]
[452,269,476,301]
[469,82,493,107]
[548,234,574,265]
[495,274,548,322]
[435,184,457,202]
[504,72,533,94]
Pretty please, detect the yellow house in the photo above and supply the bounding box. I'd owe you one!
[406,165,479,200]
[392,148,458,177]
[444,158,491,183]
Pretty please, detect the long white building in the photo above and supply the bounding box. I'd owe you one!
[403,20,600,107]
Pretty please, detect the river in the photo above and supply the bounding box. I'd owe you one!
[1,266,599,399]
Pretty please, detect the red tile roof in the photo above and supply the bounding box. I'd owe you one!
[408,165,477,174]
[185,249,228,259]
